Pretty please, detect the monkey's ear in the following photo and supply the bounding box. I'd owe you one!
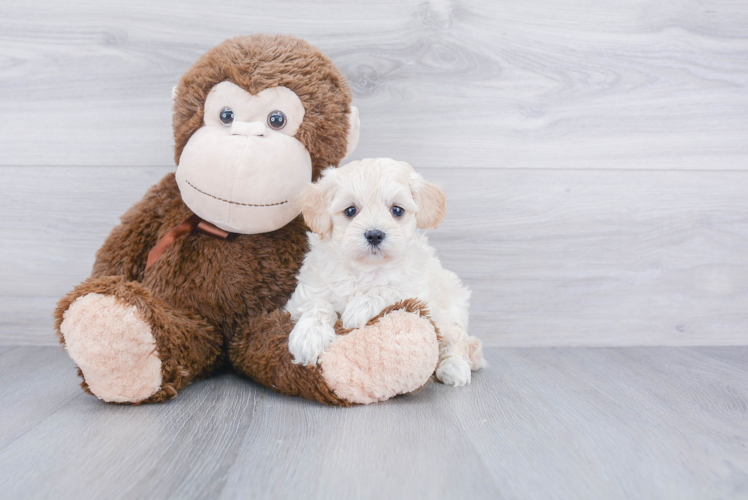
[300,181,334,238]
[410,172,446,230]
[342,106,360,160]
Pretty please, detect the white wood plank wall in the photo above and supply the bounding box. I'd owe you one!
[1,0,747,346]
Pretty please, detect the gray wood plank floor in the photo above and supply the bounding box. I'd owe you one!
[0,346,746,500]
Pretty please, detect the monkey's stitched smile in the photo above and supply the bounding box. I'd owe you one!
[185,180,288,207]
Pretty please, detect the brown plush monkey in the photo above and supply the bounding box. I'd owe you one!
[54,35,439,406]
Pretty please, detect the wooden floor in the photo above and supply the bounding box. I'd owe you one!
[1,345,746,500]
[1,2,747,498]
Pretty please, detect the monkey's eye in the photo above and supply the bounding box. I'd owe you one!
[344,206,358,218]
[267,110,287,130]
[391,206,404,217]
[219,107,234,126]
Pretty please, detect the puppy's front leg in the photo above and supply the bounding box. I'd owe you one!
[341,287,404,329]
[288,300,338,366]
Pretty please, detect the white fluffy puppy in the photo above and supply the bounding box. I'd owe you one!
[285,158,485,386]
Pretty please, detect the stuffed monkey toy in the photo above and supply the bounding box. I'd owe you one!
[54,35,440,406]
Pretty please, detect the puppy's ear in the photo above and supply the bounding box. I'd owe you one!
[410,173,446,230]
[300,181,334,238]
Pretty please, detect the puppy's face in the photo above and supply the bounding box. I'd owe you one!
[300,158,446,265]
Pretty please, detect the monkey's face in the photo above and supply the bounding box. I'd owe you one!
[176,81,313,234]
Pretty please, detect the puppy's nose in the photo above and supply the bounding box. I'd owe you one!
[365,229,385,246]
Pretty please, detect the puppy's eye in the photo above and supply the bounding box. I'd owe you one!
[267,110,287,130]
[344,206,358,218]
[219,107,234,126]
[391,206,404,217]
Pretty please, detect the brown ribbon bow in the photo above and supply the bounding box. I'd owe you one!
[145,214,230,271]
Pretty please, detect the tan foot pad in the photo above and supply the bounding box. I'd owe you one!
[319,310,439,404]
[60,293,162,403]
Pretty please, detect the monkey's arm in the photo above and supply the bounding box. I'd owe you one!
[92,173,184,281]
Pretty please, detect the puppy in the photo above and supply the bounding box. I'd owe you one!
[285,158,485,386]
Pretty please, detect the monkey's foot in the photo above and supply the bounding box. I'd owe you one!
[60,293,162,403]
[229,299,439,406]
[320,300,440,404]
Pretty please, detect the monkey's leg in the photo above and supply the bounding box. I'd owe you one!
[55,276,223,404]
[229,299,440,405]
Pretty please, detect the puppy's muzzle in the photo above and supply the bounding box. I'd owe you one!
[365,229,385,247]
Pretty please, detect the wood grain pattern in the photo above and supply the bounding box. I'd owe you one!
[2,3,747,499]
[1,166,747,346]
[0,346,82,449]
[0,0,746,169]
[0,346,746,499]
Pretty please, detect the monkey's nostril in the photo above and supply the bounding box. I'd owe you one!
[365,229,385,246]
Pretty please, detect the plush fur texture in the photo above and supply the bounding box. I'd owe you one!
[320,299,440,404]
[173,34,353,179]
[286,158,485,385]
[61,293,162,403]
[54,36,439,406]
[228,308,349,406]
[229,299,438,405]
[55,271,223,404]
[175,81,316,234]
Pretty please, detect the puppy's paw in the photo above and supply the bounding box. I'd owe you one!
[288,318,336,366]
[341,296,382,330]
[467,335,488,370]
[436,357,472,386]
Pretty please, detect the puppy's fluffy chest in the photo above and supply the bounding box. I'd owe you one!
[329,262,425,302]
